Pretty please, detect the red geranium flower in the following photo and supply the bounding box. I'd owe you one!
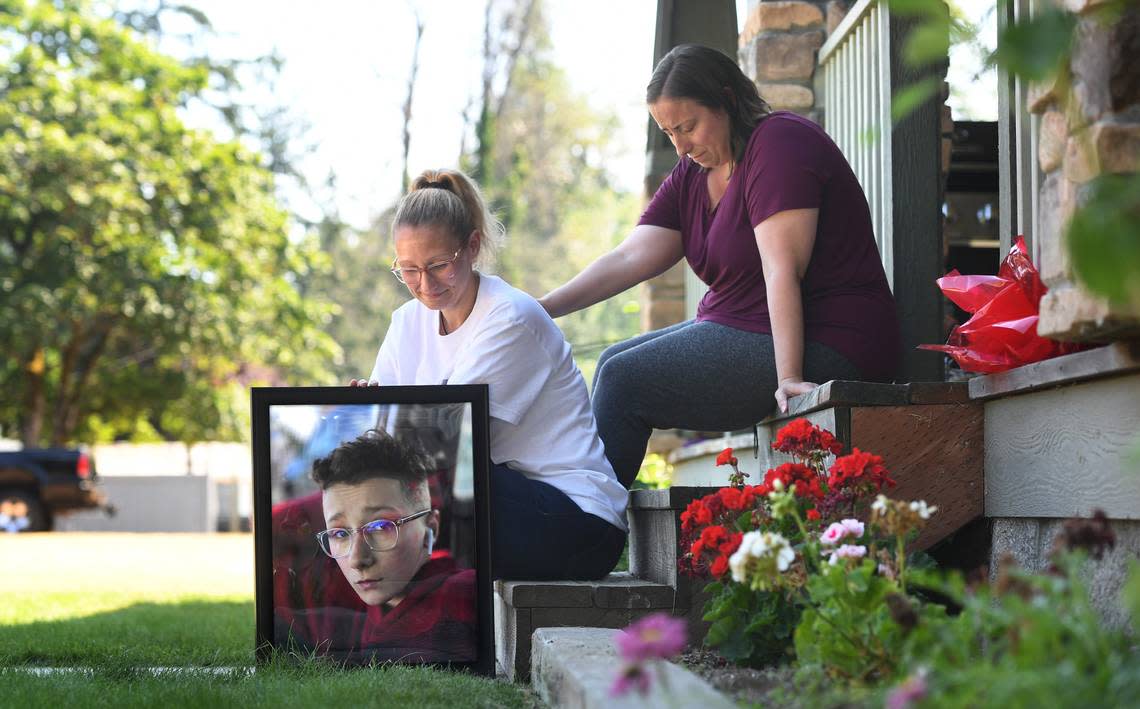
[715,448,739,467]
[700,525,727,548]
[681,498,707,532]
[772,418,844,456]
[806,509,821,521]
[719,531,743,556]
[718,486,747,511]
[763,462,824,500]
[710,555,729,578]
[827,448,896,491]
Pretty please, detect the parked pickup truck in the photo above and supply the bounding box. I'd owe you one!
[0,448,111,532]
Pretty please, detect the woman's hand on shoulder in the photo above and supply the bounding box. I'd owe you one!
[348,378,380,387]
[774,378,818,414]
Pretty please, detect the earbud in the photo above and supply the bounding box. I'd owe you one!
[425,528,435,556]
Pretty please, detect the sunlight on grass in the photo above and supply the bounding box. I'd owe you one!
[0,534,255,666]
[1,533,252,624]
[0,534,531,706]
[1,533,253,600]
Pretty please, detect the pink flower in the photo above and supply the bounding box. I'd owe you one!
[820,522,847,545]
[839,518,865,537]
[615,613,687,663]
[610,663,651,697]
[820,519,864,546]
[827,544,867,565]
[885,670,929,709]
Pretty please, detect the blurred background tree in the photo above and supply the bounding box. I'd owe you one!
[0,0,646,446]
[463,0,641,380]
[0,0,338,446]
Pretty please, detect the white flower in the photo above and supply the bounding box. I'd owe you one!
[839,518,865,537]
[771,535,795,572]
[871,494,889,515]
[729,530,795,583]
[908,500,938,519]
[728,532,757,582]
[827,544,867,566]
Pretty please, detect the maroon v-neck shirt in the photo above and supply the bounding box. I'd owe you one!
[638,111,900,382]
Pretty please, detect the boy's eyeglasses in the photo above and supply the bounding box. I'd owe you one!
[315,508,432,558]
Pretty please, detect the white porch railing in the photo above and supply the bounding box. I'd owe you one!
[817,0,894,290]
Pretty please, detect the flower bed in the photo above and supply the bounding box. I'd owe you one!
[615,418,1140,706]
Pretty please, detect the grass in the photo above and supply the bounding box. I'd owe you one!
[0,534,532,707]
[0,663,531,709]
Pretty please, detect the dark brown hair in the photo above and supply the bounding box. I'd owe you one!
[311,429,432,506]
[646,44,771,164]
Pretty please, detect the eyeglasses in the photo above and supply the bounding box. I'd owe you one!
[390,248,463,285]
[314,508,433,558]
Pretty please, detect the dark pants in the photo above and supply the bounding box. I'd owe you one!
[490,463,626,581]
[592,320,864,488]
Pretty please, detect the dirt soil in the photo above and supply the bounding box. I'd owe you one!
[679,648,798,706]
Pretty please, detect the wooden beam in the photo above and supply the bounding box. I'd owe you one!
[968,341,1140,401]
[889,12,946,383]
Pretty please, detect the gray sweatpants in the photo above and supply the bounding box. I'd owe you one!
[591,319,863,488]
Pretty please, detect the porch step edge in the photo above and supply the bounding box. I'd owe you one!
[968,340,1140,401]
[531,627,735,708]
[496,573,675,609]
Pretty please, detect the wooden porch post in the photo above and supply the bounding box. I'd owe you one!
[889,14,946,383]
[641,0,738,332]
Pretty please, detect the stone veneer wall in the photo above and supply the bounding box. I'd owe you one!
[739,0,846,117]
[1033,1,1139,341]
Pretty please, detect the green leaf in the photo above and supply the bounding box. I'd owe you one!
[890,77,941,123]
[887,0,948,18]
[991,8,1076,82]
[904,22,951,68]
[1067,173,1140,314]
[704,616,737,648]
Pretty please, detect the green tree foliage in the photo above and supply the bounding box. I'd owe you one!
[465,0,641,378]
[302,196,408,384]
[0,0,337,446]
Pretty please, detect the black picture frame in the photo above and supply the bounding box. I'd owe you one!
[251,385,492,673]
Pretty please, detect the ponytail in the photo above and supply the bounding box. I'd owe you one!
[393,169,505,268]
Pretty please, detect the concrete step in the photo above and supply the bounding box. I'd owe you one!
[664,380,983,552]
[494,573,676,681]
[531,627,735,708]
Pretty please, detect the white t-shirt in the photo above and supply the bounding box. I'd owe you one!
[370,274,628,531]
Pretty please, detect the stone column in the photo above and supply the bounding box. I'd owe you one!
[1035,1,1140,340]
[739,0,838,116]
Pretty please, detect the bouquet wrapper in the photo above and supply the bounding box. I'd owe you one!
[919,236,1085,373]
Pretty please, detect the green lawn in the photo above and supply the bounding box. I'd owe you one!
[0,534,532,707]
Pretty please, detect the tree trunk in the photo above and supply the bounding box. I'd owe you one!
[50,318,113,447]
[20,348,46,448]
[400,12,425,195]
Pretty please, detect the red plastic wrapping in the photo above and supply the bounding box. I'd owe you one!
[919,236,1085,373]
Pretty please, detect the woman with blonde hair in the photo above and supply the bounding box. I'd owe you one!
[352,168,627,581]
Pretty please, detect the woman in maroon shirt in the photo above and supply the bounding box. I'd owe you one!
[540,44,900,488]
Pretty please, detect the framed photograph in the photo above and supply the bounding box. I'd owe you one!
[251,385,492,672]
